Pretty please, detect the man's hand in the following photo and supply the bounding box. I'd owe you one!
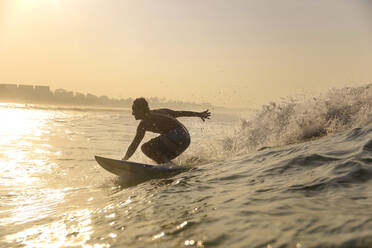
[199,110,211,122]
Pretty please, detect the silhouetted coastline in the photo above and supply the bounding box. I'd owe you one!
[0,83,214,110]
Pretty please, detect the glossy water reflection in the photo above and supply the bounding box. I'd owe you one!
[1,103,372,247]
[5,209,108,248]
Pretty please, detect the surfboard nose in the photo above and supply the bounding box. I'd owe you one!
[94,155,104,163]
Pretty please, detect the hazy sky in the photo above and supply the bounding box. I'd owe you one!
[0,0,371,107]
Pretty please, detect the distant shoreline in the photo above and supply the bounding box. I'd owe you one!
[0,83,216,110]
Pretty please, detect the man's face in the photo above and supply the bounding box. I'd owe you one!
[132,105,145,120]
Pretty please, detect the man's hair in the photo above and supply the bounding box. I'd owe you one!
[133,97,150,112]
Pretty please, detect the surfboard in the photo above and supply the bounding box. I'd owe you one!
[94,156,187,179]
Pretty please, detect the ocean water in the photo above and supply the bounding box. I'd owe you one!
[1,85,372,248]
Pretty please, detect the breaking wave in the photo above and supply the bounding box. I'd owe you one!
[222,84,372,155]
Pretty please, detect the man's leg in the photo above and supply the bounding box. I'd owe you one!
[141,130,190,164]
[141,142,170,164]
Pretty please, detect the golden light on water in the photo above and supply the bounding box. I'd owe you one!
[0,105,52,186]
[0,105,107,247]
[0,106,63,229]
[0,188,65,226]
[0,106,46,140]
[5,209,110,248]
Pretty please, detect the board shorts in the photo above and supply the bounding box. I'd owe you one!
[144,127,190,160]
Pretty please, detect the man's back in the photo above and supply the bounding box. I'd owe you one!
[141,109,185,134]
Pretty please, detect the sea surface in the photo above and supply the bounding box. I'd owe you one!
[1,85,372,248]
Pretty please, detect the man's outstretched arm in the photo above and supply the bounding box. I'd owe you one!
[175,110,211,121]
[158,109,211,121]
[122,122,145,160]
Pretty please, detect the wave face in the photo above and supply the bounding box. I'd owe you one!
[1,85,372,248]
[199,125,372,248]
[221,84,372,155]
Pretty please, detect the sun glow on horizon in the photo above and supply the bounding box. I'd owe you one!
[1,0,62,30]
[16,0,61,8]
[1,0,371,107]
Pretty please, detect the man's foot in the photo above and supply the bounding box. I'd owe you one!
[158,160,177,168]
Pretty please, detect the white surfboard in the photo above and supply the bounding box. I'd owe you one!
[95,156,187,180]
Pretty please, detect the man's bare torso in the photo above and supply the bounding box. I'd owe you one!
[140,109,186,134]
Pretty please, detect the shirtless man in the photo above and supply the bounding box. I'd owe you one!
[122,98,211,164]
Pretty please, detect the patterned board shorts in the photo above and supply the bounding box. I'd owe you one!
[144,128,191,160]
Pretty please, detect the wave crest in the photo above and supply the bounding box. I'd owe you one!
[225,84,372,154]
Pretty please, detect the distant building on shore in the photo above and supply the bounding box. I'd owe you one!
[0,83,17,90]
[18,84,34,100]
[0,83,17,93]
[0,83,19,100]
[18,84,34,93]
[35,85,51,95]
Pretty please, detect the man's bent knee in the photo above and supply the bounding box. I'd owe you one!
[141,143,151,157]
[141,143,158,161]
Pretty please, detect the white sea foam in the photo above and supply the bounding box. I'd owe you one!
[184,84,372,161]
[228,84,372,153]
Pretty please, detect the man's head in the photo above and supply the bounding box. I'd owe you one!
[132,97,150,120]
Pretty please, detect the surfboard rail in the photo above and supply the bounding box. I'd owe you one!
[94,155,187,178]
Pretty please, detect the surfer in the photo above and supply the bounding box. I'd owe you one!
[122,98,211,164]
